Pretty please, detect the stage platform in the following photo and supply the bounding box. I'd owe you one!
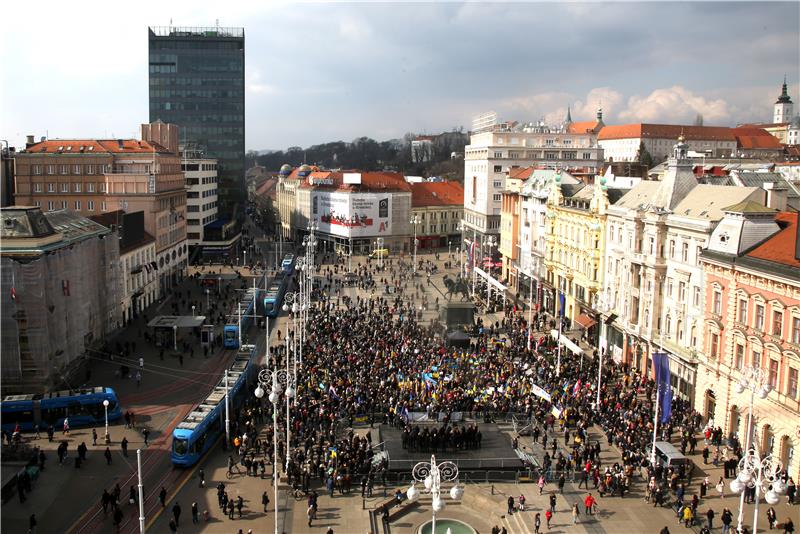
[379,423,527,474]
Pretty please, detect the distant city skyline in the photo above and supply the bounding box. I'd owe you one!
[1,1,798,152]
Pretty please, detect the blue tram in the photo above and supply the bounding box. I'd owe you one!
[262,273,289,318]
[222,286,260,349]
[171,346,256,466]
[1,387,122,433]
[281,253,296,275]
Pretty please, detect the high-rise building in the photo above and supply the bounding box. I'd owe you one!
[148,26,245,214]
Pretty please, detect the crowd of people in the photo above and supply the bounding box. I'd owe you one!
[216,250,797,531]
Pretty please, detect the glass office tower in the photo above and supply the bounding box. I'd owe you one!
[148,26,245,215]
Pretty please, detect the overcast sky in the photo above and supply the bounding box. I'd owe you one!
[2,1,798,151]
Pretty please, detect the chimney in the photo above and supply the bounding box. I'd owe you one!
[763,182,788,211]
[26,135,35,147]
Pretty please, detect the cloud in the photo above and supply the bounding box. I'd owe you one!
[617,86,731,124]
[572,88,624,122]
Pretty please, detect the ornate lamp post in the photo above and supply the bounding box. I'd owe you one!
[729,366,774,534]
[410,216,421,273]
[730,448,786,534]
[254,367,294,534]
[103,399,110,443]
[406,455,463,534]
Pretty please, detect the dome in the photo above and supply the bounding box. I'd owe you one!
[297,164,312,177]
[279,163,292,176]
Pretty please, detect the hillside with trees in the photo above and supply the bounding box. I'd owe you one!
[246,130,468,181]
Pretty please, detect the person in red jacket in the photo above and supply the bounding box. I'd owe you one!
[584,493,596,515]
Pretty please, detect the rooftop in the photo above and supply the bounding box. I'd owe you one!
[149,26,244,38]
[746,211,800,268]
[1,208,111,258]
[23,139,172,155]
[411,181,464,207]
[598,124,737,142]
[671,185,759,220]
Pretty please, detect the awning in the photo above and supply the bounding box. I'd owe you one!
[575,314,597,329]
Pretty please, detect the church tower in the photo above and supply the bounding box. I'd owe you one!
[774,77,793,124]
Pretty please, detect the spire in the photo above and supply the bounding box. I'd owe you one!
[776,76,792,104]
[565,106,573,124]
[596,105,603,122]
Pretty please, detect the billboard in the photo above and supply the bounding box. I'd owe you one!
[311,192,392,238]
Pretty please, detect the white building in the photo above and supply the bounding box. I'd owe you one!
[774,78,794,124]
[464,111,604,244]
[599,124,738,163]
[181,147,219,247]
[600,136,763,401]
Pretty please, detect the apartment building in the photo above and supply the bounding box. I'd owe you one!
[463,112,605,246]
[698,208,799,479]
[409,181,464,250]
[181,146,219,247]
[14,122,188,295]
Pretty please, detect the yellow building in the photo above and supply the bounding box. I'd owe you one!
[544,172,611,339]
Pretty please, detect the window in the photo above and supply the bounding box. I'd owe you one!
[712,290,722,316]
[752,348,762,368]
[693,286,701,307]
[735,343,745,370]
[72,165,80,174]
[493,165,502,173]
[61,183,69,192]
[86,164,94,175]
[738,299,748,324]
[74,200,81,210]
[754,304,765,330]
[649,237,655,255]
[74,183,81,192]
[60,200,67,209]
[87,200,95,211]
[60,165,68,175]
[669,240,675,258]
[47,201,55,211]
[33,164,42,175]
[682,243,689,262]
[493,180,502,188]
[46,165,54,175]
[793,316,800,344]
[33,201,40,207]
[493,194,501,201]
[768,359,779,388]
[772,310,783,336]
[101,201,107,212]
[789,368,798,399]
[710,332,719,359]
[33,183,42,192]
[678,282,686,303]
[87,183,95,192]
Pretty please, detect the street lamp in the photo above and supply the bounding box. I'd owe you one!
[406,455,463,534]
[730,366,774,534]
[484,235,497,309]
[172,325,178,351]
[410,216,421,273]
[191,305,195,317]
[730,448,786,534]
[205,288,210,311]
[103,399,110,443]
[254,366,294,534]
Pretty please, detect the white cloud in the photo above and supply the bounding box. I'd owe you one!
[617,86,731,124]
[572,87,624,122]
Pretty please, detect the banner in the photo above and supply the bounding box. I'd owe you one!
[652,352,672,424]
[531,384,552,402]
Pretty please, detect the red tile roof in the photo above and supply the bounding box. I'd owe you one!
[298,171,411,193]
[746,211,800,268]
[598,124,737,141]
[255,177,278,200]
[731,127,783,149]
[25,139,171,154]
[567,121,602,134]
[508,167,535,180]
[411,181,464,207]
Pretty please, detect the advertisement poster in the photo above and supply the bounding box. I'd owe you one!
[312,192,391,238]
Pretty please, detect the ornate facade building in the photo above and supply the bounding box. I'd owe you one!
[697,207,800,479]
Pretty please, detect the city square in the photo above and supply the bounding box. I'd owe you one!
[2,3,800,534]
